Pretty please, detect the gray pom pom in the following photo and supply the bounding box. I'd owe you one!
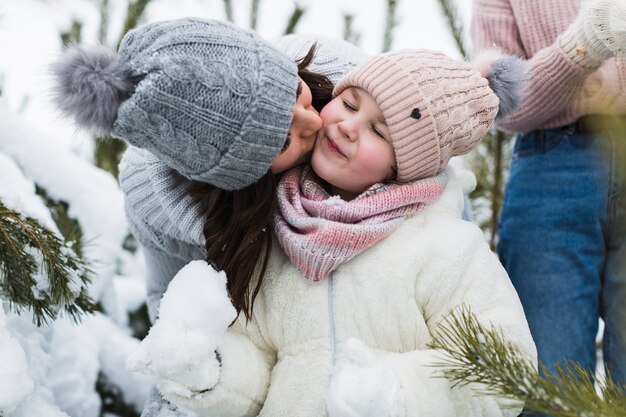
[485,55,527,122]
[51,45,133,135]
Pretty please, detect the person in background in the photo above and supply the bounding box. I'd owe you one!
[471,0,626,406]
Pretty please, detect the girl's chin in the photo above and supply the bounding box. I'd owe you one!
[311,156,333,181]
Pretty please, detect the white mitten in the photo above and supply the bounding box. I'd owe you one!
[127,261,237,398]
[560,0,626,67]
[327,338,403,417]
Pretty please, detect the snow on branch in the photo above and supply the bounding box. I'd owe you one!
[0,198,96,326]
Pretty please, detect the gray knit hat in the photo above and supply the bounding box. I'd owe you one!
[52,18,298,190]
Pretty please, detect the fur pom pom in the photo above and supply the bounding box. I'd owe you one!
[51,45,133,135]
[472,48,527,122]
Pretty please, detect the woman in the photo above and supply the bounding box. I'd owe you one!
[472,0,626,395]
[53,17,368,416]
[53,18,368,321]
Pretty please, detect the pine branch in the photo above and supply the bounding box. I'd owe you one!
[430,307,626,417]
[35,185,84,255]
[284,4,305,35]
[382,0,399,52]
[0,199,96,326]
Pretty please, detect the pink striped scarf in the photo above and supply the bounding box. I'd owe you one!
[274,166,448,282]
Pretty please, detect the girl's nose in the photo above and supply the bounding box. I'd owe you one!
[338,118,358,141]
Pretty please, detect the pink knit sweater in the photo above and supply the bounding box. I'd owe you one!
[471,0,626,132]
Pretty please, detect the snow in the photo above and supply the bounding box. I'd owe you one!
[127,261,235,398]
[0,104,128,303]
[2,309,151,417]
[0,306,34,412]
[0,151,58,232]
[0,98,148,415]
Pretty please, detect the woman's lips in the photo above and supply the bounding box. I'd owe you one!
[326,136,347,158]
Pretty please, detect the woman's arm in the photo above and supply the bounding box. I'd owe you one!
[471,0,601,132]
[140,244,192,322]
[119,145,206,322]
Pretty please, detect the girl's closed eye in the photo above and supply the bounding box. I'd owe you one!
[342,99,357,111]
[370,124,386,139]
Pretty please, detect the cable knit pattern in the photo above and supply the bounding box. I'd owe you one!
[113,18,299,190]
[274,166,447,282]
[335,50,499,181]
[118,35,369,321]
[471,0,626,132]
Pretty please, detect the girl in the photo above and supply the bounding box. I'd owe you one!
[133,49,537,417]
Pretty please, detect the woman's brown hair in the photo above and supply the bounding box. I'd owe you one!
[189,43,333,320]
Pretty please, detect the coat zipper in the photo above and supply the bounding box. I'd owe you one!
[328,272,337,365]
[326,273,337,417]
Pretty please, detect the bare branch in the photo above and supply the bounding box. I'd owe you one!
[116,0,153,50]
[382,0,399,52]
[343,13,361,46]
[250,0,261,30]
[284,3,305,35]
[224,0,234,23]
[435,0,467,58]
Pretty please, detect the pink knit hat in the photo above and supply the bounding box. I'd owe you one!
[334,49,526,182]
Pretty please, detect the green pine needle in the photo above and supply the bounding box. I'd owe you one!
[430,307,626,417]
[0,199,96,326]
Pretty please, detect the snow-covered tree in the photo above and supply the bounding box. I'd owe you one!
[0,103,151,416]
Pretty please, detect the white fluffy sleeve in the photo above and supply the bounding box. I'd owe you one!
[380,219,536,417]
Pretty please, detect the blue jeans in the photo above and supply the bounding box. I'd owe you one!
[498,120,626,401]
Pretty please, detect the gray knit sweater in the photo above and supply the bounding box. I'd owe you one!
[119,34,369,323]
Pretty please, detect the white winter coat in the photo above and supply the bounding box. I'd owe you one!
[159,165,537,417]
